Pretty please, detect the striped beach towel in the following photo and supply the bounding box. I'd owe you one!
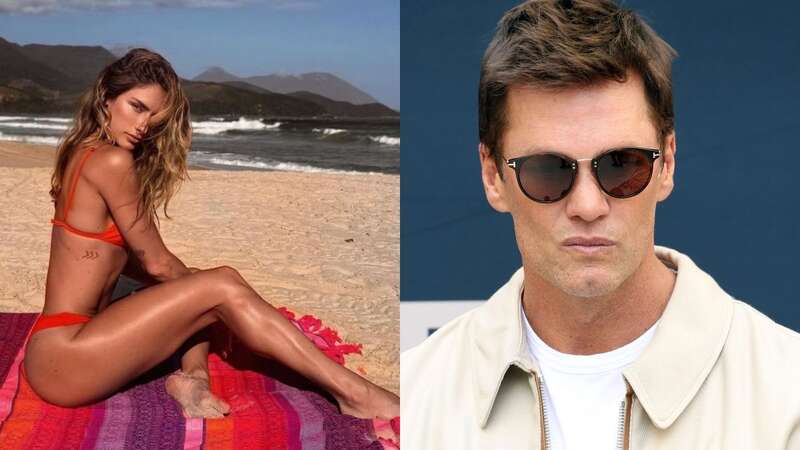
[0,312,399,449]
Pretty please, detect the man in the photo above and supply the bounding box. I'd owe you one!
[400,1,800,449]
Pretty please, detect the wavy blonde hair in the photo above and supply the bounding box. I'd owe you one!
[50,48,191,225]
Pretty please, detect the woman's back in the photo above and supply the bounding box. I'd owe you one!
[44,145,130,316]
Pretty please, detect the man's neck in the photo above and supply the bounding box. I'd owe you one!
[522,251,676,355]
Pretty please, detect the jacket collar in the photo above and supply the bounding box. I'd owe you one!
[470,246,734,430]
[469,266,534,428]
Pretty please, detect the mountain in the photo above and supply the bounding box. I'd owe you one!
[288,91,398,117]
[245,73,377,105]
[21,44,117,88]
[0,38,322,116]
[194,66,241,84]
[216,82,397,117]
[194,69,379,105]
[222,81,272,94]
[0,37,82,94]
[0,38,393,118]
[108,45,135,58]
[181,80,324,116]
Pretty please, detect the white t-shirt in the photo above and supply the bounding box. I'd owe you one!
[522,305,658,450]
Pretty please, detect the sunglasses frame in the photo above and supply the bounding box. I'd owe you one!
[504,147,662,203]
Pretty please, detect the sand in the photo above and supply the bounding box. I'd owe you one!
[0,140,399,393]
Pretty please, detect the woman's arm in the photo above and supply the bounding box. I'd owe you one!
[87,145,189,281]
[122,253,200,285]
[88,145,211,374]
[121,252,160,286]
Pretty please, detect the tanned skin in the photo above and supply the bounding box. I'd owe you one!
[24,83,399,420]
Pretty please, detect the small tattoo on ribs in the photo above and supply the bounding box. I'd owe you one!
[81,250,99,260]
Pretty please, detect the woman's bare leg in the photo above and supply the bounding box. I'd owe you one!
[26,266,398,419]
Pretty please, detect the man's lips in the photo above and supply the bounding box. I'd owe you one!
[561,237,616,254]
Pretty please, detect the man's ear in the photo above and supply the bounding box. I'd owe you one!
[479,143,511,212]
[656,131,676,202]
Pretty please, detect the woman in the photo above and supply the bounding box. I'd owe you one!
[22,48,399,420]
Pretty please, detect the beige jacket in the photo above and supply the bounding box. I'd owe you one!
[401,246,800,449]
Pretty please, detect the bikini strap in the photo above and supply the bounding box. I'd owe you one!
[62,148,96,222]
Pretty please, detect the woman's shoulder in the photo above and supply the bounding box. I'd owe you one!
[80,142,135,173]
[77,143,136,188]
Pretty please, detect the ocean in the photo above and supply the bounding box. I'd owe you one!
[0,115,400,175]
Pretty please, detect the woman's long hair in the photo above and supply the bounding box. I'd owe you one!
[50,48,192,225]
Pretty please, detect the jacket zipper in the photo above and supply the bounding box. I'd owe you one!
[534,374,633,450]
[617,386,633,450]
[533,374,550,450]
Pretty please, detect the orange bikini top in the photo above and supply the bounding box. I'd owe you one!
[51,148,127,248]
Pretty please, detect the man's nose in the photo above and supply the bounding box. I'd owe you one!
[563,162,610,223]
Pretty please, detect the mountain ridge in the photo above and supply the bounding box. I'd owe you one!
[194,67,379,105]
[0,39,397,118]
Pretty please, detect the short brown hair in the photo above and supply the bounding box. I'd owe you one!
[479,0,677,173]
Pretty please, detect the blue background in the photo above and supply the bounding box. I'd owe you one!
[400,0,800,332]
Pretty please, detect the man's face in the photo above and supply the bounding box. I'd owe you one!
[480,72,676,298]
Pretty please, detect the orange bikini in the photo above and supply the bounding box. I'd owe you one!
[51,147,127,248]
[30,312,93,335]
[24,313,93,378]
[27,148,126,342]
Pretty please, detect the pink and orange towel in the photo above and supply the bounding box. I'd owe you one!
[0,311,399,449]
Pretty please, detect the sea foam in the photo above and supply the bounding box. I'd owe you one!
[0,116,72,123]
[312,128,346,136]
[192,117,281,135]
[198,156,376,175]
[33,117,72,123]
[369,135,400,146]
[0,121,69,130]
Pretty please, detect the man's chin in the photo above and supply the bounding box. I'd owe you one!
[554,269,622,299]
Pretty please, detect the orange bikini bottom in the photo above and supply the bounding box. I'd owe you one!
[23,312,92,379]
[30,312,92,336]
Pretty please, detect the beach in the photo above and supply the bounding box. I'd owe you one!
[0,140,399,393]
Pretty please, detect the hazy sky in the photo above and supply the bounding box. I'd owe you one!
[0,0,400,109]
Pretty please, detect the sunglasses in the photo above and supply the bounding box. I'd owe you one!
[504,147,662,203]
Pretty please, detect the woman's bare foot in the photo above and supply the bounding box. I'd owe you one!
[165,369,231,418]
[334,380,399,420]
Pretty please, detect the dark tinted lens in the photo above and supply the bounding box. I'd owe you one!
[595,149,653,198]
[518,154,575,202]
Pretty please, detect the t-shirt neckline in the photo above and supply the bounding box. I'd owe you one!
[522,302,659,375]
